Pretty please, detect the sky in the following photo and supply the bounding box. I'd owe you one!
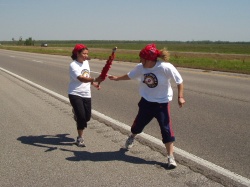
[0,0,250,42]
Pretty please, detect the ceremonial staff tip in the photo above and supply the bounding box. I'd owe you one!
[113,47,118,52]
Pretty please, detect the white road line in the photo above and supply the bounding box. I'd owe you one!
[8,54,44,64]
[1,66,250,187]
[91,71,111,76]
[32,60,44,63]
[90,71,100,74]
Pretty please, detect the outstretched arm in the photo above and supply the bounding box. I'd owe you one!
[77,76,104,90]
[77,75,103,83]
[177,83,185,108]
[108,74,131,81]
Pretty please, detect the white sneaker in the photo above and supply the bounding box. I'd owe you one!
[76,137,86,147]
[168,155,177,169]
[125,135,135,149]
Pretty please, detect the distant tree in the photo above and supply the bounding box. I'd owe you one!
[24,37,35,46]
[17,36,23,45]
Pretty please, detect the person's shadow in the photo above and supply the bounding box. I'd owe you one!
[17,134,168,169]
[17,133,75,152]
[60,147,165,168]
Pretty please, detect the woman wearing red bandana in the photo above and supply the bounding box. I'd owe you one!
[68,44,103,147]
[109,44,185,169]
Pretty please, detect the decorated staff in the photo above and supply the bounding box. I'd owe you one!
[98,47,117,85]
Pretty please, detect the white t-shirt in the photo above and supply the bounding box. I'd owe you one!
[128,61,183,103]
[68,60,91,98]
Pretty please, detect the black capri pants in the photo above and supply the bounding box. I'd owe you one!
[68,94,91,130]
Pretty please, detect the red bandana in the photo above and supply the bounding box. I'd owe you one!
[139,43,160,61]
[72,44,87,55]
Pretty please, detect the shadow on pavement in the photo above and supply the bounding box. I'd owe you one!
[17,133,75,152]
[60,147,166,168]
[17,134,167,168]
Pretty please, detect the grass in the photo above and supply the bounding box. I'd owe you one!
[172,57,250,74]
[1,41,250,74]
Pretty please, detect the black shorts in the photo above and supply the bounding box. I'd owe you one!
[68,94,91,130]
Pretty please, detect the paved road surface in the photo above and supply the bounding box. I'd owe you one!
[3,50,248,180]
[0,62,229,187]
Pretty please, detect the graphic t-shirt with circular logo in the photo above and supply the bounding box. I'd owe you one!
[68,60,91,98]
[128,61,183,103]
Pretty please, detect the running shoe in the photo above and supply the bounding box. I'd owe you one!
[167,155,177,169]
[125,135,135,149]
[76,137,86,147]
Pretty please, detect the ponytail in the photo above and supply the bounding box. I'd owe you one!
[159,48,170,62]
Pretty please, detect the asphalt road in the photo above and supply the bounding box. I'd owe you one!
[1,71,229,187]
[0,49,250,180]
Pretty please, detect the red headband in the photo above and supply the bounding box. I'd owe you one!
[72,44,87,55]
[139,43,160,61]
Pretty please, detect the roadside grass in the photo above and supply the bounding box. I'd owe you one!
[0,46,72,56]
[171,57,250,74]
[1,45,250,74]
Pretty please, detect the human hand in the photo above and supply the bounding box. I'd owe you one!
[95,76,104,83]
[178,97,185,108]
[92,82,101,90]
[108,75,118,81]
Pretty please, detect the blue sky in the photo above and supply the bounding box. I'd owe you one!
[0,0,250,42]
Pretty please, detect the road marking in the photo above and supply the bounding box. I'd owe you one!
[91,71,112,76]
[32,60,44,63]
[9,54,44,64]
[1,66,250,187]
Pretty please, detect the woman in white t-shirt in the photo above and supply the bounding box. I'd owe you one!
[109,44,185,169]
[68,44,103,147]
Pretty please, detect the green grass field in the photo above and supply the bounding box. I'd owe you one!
[1,40,250,74]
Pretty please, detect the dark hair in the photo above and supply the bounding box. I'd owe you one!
[71,47,88,60]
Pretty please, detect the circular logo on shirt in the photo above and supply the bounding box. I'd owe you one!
[143,73,158,88]
[81,69,90,78]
